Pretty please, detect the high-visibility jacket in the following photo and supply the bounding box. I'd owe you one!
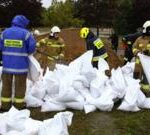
[85,32,108,62]
[122,32,142,63]
[132,35,150,56]
[0,16,36,74]
[37,36,65,61]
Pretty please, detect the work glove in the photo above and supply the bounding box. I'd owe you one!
[105,70,111,77]
[58,53,64,60]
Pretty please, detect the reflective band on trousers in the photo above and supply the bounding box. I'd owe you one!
[3,68,28,73]
[4,39,23,48]
[141,84,150,91]
[13,98,25,103]
[92,53,108,62]
[1,97,12,102]
[2,52,28,56]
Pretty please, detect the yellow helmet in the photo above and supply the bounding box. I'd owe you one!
[80,27,89,38]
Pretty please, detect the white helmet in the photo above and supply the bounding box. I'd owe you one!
[143,21,150,33]
[50,26,61,36]
[33,29,40,36]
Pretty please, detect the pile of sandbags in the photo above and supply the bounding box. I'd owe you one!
[25,51,150,113]
[0,106,73,135]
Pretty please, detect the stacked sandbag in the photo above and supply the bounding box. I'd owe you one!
[0,106,73,135]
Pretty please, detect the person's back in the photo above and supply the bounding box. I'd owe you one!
[80,27,108,69]
[0,15,36,111]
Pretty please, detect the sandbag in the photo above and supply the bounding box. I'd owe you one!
[28,55,42,82]
[38,111,73,135]
[65,101,84,110]
[41,100,66,112]
[25,95,43,107]
[84,104,96,114]
[7,107,30,131]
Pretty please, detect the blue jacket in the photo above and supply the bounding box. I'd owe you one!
[86,31,108,59]
[0,15,36,74]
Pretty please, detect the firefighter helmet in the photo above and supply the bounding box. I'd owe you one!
[50,26,61,36]
[143,20,150,34]
[80,27,89,39]
[33,29,40,36]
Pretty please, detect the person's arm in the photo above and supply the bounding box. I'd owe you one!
[132,38,140,56]
[58,38,65,59]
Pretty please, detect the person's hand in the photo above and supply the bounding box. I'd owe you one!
[105,70,111,77]
[58,53,64,60]
[134,50,140,56]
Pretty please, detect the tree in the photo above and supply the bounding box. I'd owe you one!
[74,0,118,35]
[113,0,135,35]
[42,0,84,27]
[0,0,43,27]
[134,0,150,28]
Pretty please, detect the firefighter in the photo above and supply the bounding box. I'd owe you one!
[122,32,142,65]
[132,20,150,94]
[36,26,65,74]
[80,27,110,76]
[0,15,36,111]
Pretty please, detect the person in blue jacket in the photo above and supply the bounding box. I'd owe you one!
[0,15,36,111]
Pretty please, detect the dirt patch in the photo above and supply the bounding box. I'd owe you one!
[36,28,123,69]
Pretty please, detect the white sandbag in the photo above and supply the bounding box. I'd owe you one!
[98,57,109,72]
[140,98,150,109]
[69,50,93,75]
[73,75,89,88]
[56,87,80,102]
[137,90,150,109]
[138,53,150,84]
[110,68,126,98]
[5,130,23,135]
[0,113,7,135]
[93,87,115,111]
[30,80,46,99]
[43,71,60,95]
[90,71,108,98]
[121,62,135,77]
[28,55,42,82]
[7,107,30,131]
[118,101,140,112]
[137,90,146,108]
[24,118,42,135]
[41,100,66,112]
[84,104,96,114]
[65,101,84,110]
[38,111,73,135]
[118,79,141,112]
[25,95,43,107]
[72,81,85,90]
[81,69,97,85]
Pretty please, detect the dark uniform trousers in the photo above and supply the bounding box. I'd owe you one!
[1,73,27,110]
